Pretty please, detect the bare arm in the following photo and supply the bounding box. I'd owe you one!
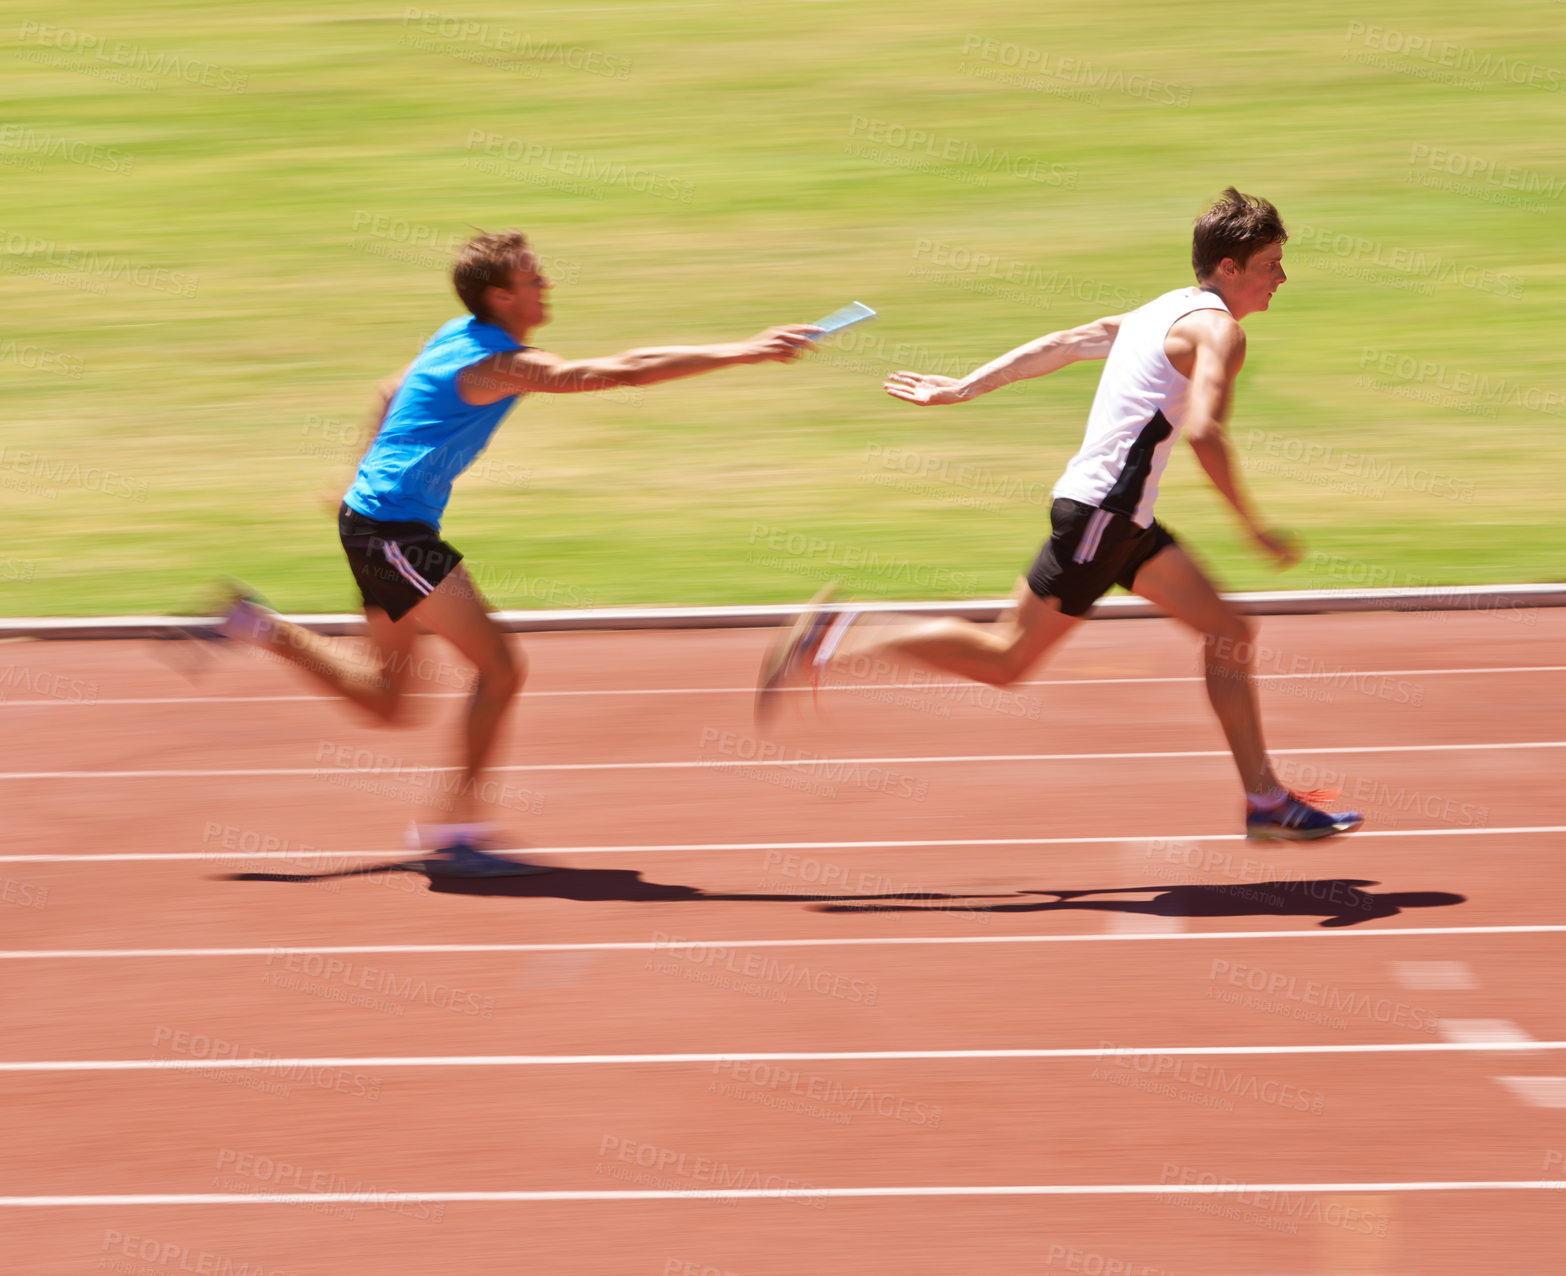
[317,364,409,513]
[1181,315,1298,568]
[884,313,1124,407]
[459,326,818,403]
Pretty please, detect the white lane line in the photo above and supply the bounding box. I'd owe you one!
[1493,1077,1566,1108]
[5,923,1566,961]
[4,665,1560,708]
[2,1181,1560,1206]
[4,1042,1566,1073]
[3,740,1562,780]
[1390,961,1479,991]
[3,823,1561,864]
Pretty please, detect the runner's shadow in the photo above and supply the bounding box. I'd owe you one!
[815,879,1465,929]
[222,862,1014,906]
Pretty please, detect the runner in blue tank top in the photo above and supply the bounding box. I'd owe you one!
[215,230,819,875]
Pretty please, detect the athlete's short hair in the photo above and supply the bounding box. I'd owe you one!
[1191,188,1287,280]
[453,229,533,323]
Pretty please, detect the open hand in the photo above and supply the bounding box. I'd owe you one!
[884,371,968,406]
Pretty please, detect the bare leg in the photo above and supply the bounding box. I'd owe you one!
[1127,544,1280,796]
[407,564,524,824]
[830,577,1081,687]
[246,605,417,722]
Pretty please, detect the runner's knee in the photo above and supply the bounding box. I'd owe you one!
[1203,612,1254,665]
[480,645,524,700]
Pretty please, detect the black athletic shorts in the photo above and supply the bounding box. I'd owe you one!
[1025,497,1177,617]
[338,503,464,623]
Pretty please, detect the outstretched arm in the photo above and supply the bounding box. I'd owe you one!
[460,325,819,403]
[1182,316,1298,568]
[884,313,1123,407]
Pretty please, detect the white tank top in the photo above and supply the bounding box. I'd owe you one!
[1052,286,1230,527]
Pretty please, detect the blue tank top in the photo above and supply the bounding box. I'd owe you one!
[344,316,523,528]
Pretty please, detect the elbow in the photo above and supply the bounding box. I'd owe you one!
[1185,421,1223,449]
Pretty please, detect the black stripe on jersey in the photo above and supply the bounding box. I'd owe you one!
[1100,409,1172,518]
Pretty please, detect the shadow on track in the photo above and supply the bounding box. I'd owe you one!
[220,861,1014,907]
[816,879,1466,929]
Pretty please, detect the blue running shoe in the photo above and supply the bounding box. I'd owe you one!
[755,584,841,725]
[423,843,557,878]
[1246,790,1363,841]
[407,822,556,877]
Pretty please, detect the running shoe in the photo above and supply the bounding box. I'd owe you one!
[1245,790,1363,841]
[182,578,277,645]
[407,822,556,878]
[422,843,557,878]
[755,584,840,725]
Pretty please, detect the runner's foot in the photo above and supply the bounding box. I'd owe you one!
[756,584,842,725]
[1245,790,1363,841]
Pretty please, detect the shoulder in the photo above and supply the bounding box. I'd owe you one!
[1176,307,1245,356]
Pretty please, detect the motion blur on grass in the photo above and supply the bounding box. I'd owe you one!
[1,0,1561,615]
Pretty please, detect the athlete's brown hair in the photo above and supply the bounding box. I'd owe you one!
[1191,188,1287,280]
[453,229,533,323]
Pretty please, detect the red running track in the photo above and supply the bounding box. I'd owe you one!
[1,608,1563,1273]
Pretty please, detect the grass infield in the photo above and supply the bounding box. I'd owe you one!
[1,0,1561,615]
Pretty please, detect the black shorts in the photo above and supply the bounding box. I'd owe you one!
[338,504,464,623]
[1025,497,1177,617]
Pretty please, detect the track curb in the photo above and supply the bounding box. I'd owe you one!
[2,583,1561,640]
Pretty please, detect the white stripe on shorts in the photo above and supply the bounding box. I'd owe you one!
[382,541,435,596]
[1072,508,1114,564]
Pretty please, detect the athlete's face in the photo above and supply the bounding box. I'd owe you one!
[1226,240,1286,318]
[486,254,552,334]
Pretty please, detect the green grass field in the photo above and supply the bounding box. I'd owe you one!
[2,0,1561,614]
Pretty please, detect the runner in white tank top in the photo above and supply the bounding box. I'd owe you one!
[1053,286,1232,527]
[761,189,1363,843]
